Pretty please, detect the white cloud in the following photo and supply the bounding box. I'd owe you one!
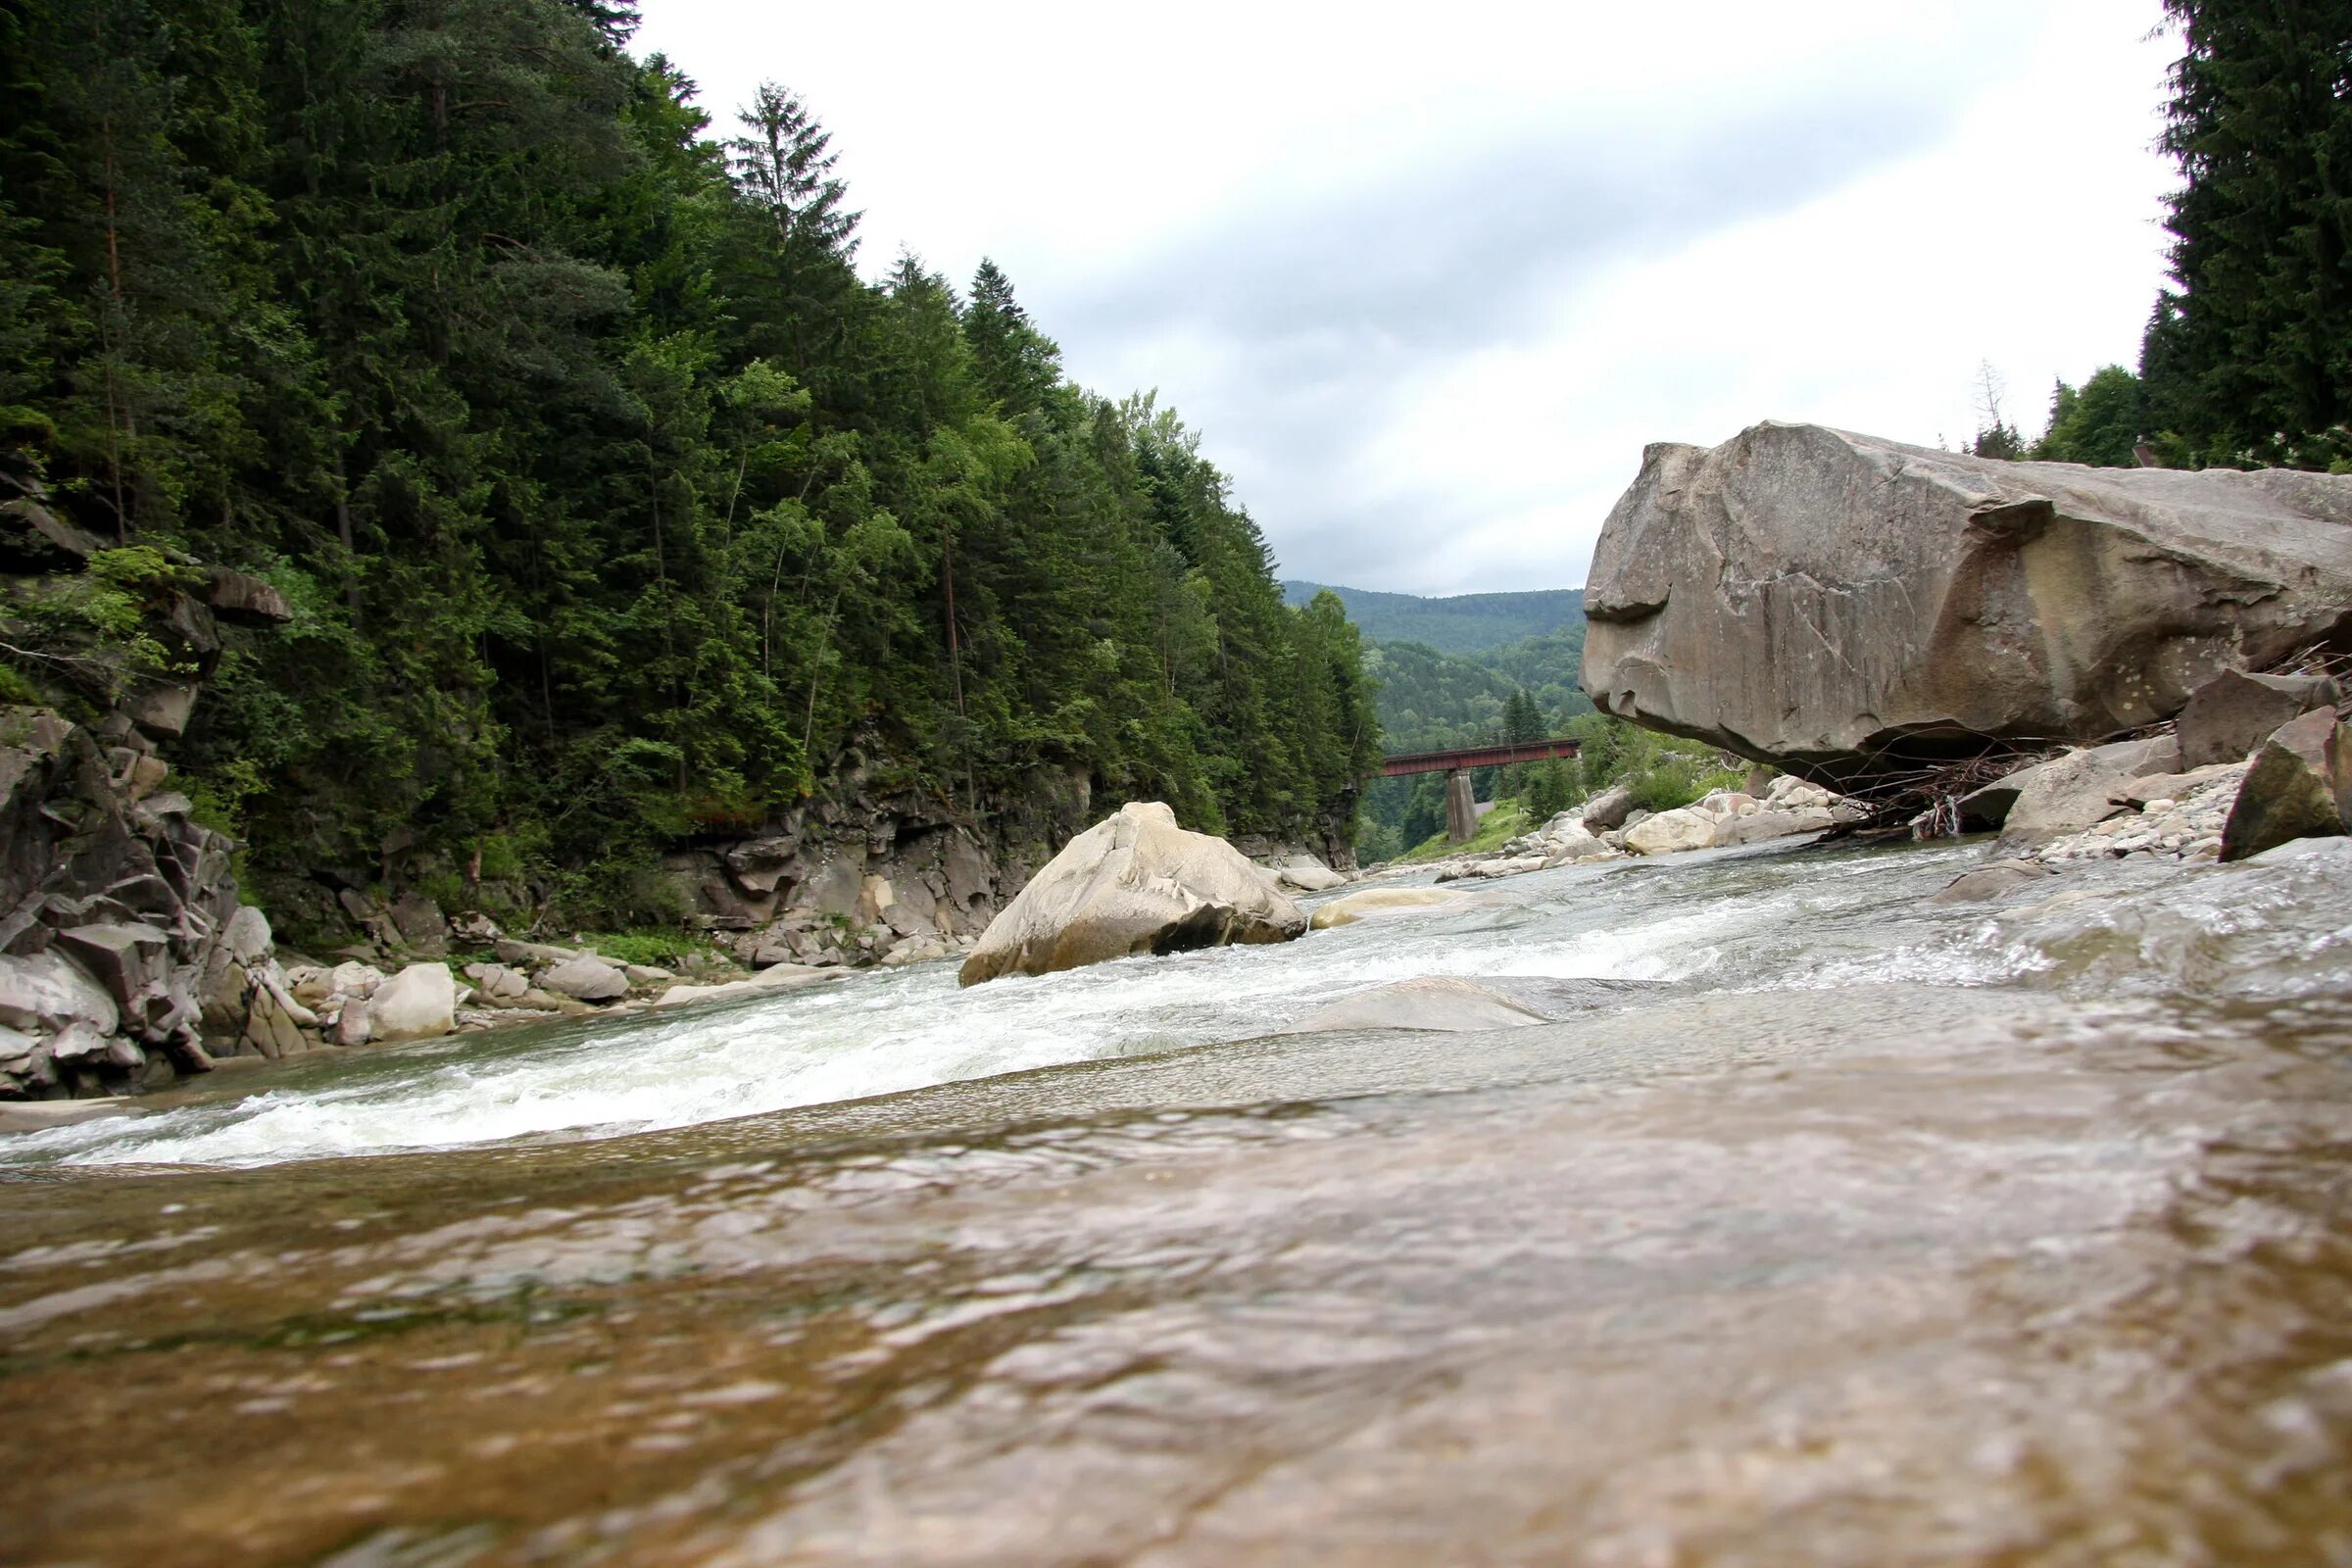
[633,0,2177,595]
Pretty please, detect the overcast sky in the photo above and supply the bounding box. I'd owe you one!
[633,2,2178,597]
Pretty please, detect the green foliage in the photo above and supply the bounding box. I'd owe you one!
[1525,757,1577,821]
[0,547,189,710]
[1398,800,1532,863]
[2138,1,2352,468]
[1565,711,1742,814]
[2030,367,2149,466]
[1354,621,1592,857]
[1282,581,1584,656]
[0,7,1380,918]
[574,928,725,969]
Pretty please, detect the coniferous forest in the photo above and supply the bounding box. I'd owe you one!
[1978,1,2352,467]
[0,0,1381,924]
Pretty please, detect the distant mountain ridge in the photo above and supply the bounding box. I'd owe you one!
[1280,580,1585,657]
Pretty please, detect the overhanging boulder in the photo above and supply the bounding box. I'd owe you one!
[1580,422,2352,787]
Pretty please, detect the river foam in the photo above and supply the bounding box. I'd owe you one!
[14,834,2346,1172]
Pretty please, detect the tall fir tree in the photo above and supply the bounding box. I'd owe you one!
[2140,0,2352,467]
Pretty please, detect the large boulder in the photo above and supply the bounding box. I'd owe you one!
[1580,422,2352,786]
[536,956,628,1002]
[0,951,120,1036]
[2174,668,2340,770]
[1579,783,1638,832]
[959,803,1305,986]
[1275,862,1347,893]
[2220,709,2352,860]
[1624,808,1725,856]
[368,962,456,1041]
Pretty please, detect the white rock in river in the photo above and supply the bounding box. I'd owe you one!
[368,962,456,1041]
[960,802,1304,986]
[1625,808,1725,856]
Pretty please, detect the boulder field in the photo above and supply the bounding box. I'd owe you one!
[1580,422,2352,787]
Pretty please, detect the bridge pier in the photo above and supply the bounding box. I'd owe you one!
[1445,769,1478,843]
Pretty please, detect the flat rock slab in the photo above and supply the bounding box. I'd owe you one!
[1967,737,2182,843]
[1308,888,1473,930]
[0,1100,140,1135]
[651,965,842,1010]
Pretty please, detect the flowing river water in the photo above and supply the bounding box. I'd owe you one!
[9,833,2352,1565]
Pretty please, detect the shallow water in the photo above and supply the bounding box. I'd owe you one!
[9,836,2352,1564]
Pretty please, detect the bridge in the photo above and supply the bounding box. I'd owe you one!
[1380,737,1582,842]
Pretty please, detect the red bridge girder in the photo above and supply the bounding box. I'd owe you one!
[1380,738,1582,778]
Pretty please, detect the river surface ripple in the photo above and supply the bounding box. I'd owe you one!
[9,836,2352,1565]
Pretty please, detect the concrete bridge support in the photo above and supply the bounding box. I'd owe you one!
[1445,769,1478,843]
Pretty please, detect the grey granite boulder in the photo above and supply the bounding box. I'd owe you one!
[959,803,1304,985]
[2221,709,2352,860]
[1581,422,2352,786]
[2174,668,2340,770]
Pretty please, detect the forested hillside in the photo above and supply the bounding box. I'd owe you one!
[1352,621,1595,859]
[0,0,1379,928]
[1281,581,1584,656]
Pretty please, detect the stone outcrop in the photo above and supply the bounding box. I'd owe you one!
[0,706,260,1097]
[1619,776,1846,857]
[1581,422,2352,786]
[959,802,1306,985]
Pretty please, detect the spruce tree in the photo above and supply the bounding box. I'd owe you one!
[2141,0,2352,466]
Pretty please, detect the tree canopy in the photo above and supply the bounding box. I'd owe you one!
[0,1,1380,926]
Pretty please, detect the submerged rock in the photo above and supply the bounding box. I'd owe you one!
[1581,422,2352,786]
[1931,859,2058,904]
[1308,887,1473,929]
[959,803,1304,986]
[649,963,839,1009]
[1279,977,1550,1034]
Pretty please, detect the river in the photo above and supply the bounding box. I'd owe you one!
[7,833,2352,1565]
